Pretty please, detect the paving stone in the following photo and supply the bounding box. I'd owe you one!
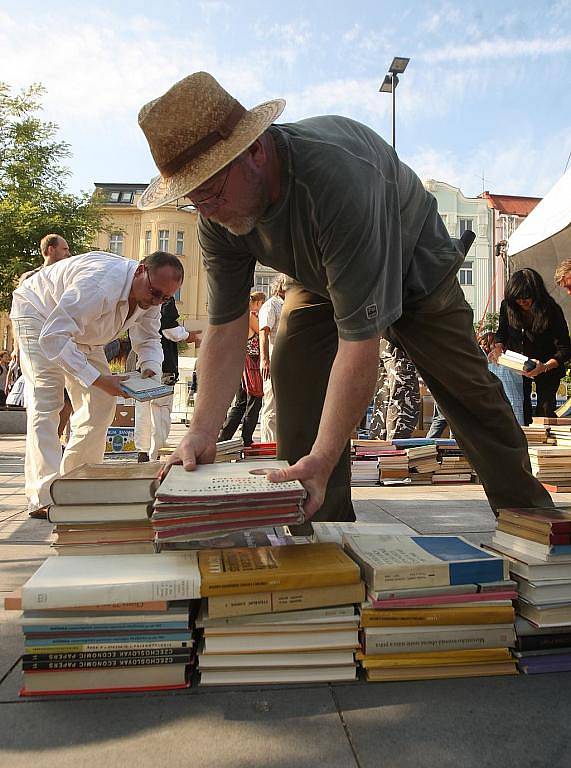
[334,674,571,768]
[0,684,356,768]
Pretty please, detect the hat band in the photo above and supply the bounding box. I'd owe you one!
[159,100,247,178]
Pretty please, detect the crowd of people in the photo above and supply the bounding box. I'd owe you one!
[5,69,571,529]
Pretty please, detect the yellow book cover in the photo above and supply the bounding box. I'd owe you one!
[199,543,361,597]
[360,605,515,627]
[366,662,517,681]
[356,647,512,668]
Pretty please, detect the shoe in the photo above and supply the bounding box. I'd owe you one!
[137,452,150,463]
[28,505,49,520]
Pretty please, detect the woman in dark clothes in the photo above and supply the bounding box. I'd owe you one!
[492,268,571,424]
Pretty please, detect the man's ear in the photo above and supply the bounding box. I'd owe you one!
[135,263,145,276]
[247,138,267,168]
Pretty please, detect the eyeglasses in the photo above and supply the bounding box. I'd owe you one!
[145,267,172,304]
[185,162,233,213]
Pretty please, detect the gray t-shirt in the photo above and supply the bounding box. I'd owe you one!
[199,116,462,341]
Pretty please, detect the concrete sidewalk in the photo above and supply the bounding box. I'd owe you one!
[1,431,570,768]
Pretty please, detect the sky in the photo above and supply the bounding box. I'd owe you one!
[1,0,570,199]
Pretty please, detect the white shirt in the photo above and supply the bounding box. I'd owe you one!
[258,295,284,353]
[11,251,163,388]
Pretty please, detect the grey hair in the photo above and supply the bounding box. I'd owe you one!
[271,273,289,296]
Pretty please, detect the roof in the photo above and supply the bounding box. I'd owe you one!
[480,191,541,217]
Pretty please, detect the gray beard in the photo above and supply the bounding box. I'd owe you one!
[217,215,259,237]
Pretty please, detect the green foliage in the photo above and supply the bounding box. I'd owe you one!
[0,82,107,310]
[475,312,499,334]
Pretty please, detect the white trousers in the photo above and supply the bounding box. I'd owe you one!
[134,395,173,460]
[12,315,116,509]
[260,375,277,443]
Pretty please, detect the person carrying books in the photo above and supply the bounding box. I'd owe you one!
[10,250,183,518]
[136,72,554,526]
[490,268,571,424]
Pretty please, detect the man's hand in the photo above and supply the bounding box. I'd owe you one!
[141,368,158,379]
[93,374,129,397]
[164,429,217,473]
[187,331,202,346]
[523,359,546,378]
[267,452,334,521]
[488,342,504,363]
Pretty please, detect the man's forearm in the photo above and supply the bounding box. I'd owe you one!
[191,312,249,438]
[312,336,380,472]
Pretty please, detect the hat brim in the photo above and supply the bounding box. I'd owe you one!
[137,98,286,211]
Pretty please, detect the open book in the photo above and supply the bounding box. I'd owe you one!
[119,373,174,402]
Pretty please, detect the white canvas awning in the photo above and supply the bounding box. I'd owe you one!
[507,167,571,324]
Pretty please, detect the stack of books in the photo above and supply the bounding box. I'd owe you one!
[528,446,571,492]
[48,463,161,555]
[547,425,571,449]
[378,450,409,483]
[119,373,175,402]
[342,534,517,681]
[17,552,201,696]
[351,440,395,486]
[523,424,552,445]
[215,438,244,462]
[406,444,439,483]
[196,543,363,685]
[486,507,571,674]
[152,461,305,543]
[242,443,277,459]
[433,444,474,485]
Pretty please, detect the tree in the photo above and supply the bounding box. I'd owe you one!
[0,83,107,310]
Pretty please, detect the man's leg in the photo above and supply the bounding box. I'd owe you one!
[241,395,262,446]
[383,345,420,440]
[149,394,174,460]
[272,285,355,534]
[12,316,65,510]
[260,375,277,443]
[426,402,449,439]
[62,348,117,474]
[369,345,388,439]
[218,384,248,441]
[390,272,553,512]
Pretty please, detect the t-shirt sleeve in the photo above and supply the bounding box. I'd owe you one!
[313,159,404,341]
[198,217,256,325]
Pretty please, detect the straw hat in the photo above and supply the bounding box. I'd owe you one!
[137,72,286,211]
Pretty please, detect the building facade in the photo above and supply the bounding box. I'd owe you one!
[423,179,495,322]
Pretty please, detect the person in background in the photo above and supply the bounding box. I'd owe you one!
[491,268,571,424]
[259,274,287,443]
[555,260,571,297]
[369,340,420,440]
[218,291,265,446]
[136,297,202,462]
[10,250,181,518]
[0,350,10,406]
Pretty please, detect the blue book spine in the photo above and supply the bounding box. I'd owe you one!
[448,559,506,585]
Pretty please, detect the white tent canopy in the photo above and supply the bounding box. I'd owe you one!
[508,167,571,324]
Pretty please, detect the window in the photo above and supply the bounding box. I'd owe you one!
[254,274,273,296]
[119,191,133,204]
[158,229,169,251]
[109,233,124,256]
[144,230,152,255]
[459,260,473,286]
[108,191,121,203]
[176,231,184,256]
[459,218,474,236]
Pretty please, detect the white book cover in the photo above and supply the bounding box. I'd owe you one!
[21,552,200,609]
[157,461,305,500]
[120,373,174,401]
[312,521,416,545]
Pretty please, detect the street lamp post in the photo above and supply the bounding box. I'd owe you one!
[379,56,410,149]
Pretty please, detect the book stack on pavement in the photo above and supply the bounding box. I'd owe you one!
[546,425,571,450]
[523,424,552,446]
[432,443,475,484]
[196,543,363,685]
[378,450,409,483]
[152,461,305,543]
[342,534,517,682]
[242,442,278,459]
[17,552,201,696]
[528,446,571,492]
[486,507,571,674]
[350,440,395,486]
[48,463,162,555]
[406,444,439,484]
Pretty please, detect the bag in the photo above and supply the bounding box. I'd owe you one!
[5,374,25,407]
[242,355,263,397]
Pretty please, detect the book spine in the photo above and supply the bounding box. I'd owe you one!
[23,653,191,670]
[364,627,516,654]
[199,570,360,598]
[360,606,515,627]
[516,634,571,652]
[21,577,199,610]
[24,640,193,654]
[22,621,189,633]
[24,632,193,647]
